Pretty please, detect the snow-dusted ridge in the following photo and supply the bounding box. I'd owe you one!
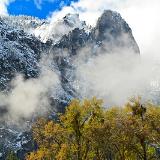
[0,13,92,43]
[0,10,140,159]
[0,15,47,34]
[33,13,91,43]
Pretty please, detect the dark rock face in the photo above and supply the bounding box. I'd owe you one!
[96,10,131,39]
[51,10,140,108]
[0,18,45,90]
[92,10,140,53]
[55,28,89,56]
[0,10,140,159]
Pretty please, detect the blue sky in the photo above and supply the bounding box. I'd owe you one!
[8,0,78,19]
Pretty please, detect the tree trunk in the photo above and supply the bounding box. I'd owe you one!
[141,140,147,160]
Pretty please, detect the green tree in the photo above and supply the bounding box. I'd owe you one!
[6,151,19,160]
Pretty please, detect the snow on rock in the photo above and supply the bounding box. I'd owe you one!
[32,13,91,43]
[0,10,140,159]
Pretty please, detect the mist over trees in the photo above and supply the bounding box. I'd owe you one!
[25,97,160,160]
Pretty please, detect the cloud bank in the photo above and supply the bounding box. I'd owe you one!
[74,43,160,107]
[49,0,160,58]
[1,0,160,119]
[33,0,160,106]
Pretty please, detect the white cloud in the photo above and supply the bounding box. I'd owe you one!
[34,0,56,10]
[34,0,43,9]
[0,55,60,122]
[0,0,14,15]
[45,0,160,106]
[74,43,160,106]
[49,0,160,58]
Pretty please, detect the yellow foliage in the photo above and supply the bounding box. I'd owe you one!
[26,97,160,160]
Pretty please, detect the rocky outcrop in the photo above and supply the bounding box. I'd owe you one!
[92,10,140,53]
[0,10,140,159]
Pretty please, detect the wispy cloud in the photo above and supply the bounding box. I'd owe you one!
[0,0,14,15]
[34,0,56,10]
[0,55,59,122]
[34,0,43,9]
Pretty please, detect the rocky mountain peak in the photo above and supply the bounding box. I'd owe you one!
[33,13,89,43]
[95,10,129,37]
[0,10,140,159]
[93,10,140,53]
[63,13,86,28]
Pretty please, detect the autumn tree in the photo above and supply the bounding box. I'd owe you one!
[26,97,105,160]
[106,97,160,160]
[26,97,160,160]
